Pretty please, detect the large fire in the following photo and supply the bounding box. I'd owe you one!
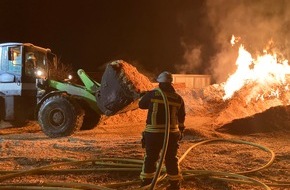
[223,35,290,102]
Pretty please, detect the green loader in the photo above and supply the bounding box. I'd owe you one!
[0,43,148,137]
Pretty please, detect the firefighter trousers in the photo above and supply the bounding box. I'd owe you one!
[140,131,181,181]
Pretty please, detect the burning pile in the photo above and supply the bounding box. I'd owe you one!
[218,36,290,125]
[183,36,290,134]
[223,37,290,102]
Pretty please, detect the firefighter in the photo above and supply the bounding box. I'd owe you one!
[139,71,186,190]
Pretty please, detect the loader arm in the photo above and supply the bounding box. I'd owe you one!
[48,79,103,115]
[77,69,100,93]
[48,61,152,117]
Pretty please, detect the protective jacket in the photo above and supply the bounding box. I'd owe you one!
[139,83,185,133]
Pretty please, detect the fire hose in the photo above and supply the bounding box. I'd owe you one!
[147,88,170,190]
[0,89,289,189]
[0,140,289,189]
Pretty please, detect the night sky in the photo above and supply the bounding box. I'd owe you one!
[1,0,290,82]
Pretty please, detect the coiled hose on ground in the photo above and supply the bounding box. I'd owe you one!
[0,139,288,190]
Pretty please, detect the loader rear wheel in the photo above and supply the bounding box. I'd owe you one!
[38,95,84,138]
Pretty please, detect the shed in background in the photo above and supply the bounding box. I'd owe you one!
[172,74,211,89]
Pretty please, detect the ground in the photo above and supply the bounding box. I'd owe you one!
[0,84,290,190]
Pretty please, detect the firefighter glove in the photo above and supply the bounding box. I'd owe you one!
[141,131,146,148]
[139,91,149,98]
[178,123,185,141]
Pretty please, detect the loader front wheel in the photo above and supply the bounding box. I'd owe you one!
[38,95,84,138]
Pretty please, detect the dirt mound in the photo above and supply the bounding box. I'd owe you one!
[179,79,290,134]
[99,109,147,125]
[217,105,290,135]
[176,84,225,117]
[214,81,290,126]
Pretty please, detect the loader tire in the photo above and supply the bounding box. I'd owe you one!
[38,95,84,138]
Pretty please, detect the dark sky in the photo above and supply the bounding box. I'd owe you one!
[1,0,290,82]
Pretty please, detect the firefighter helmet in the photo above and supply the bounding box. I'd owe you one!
[156,71,173,83]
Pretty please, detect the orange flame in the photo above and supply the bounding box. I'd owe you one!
[223,42,290,101]
[230,35,241,46]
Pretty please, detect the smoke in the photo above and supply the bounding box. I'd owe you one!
[207,0,290,83]
[178,0,290,83]
[176,41,202,74]
[175,1,216,75]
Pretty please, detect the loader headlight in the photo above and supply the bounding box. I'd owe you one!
[64,74,73,82]
[36,70,43,76]
[35,69,47,79]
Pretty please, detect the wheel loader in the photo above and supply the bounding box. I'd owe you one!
[0,42,149,138]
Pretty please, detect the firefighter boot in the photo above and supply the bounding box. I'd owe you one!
[166,180,181,190]
[140,178,152,187]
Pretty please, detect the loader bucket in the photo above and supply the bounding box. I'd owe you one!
[96,60,153,116]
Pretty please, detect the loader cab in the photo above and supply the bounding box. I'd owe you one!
[0,42,57,121]
[0,43,56,92]
[22,47,48,82]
